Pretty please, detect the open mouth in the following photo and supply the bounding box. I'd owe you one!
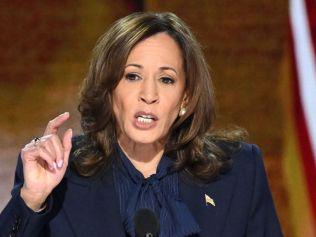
[137,115,156,123]
[133,111,158,130]
[134,112,158,125]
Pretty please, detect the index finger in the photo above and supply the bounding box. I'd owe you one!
[44,112,70,136]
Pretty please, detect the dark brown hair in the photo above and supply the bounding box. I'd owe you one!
[75,12,245,182]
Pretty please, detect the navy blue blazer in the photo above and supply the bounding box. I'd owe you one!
[0,137,283,237]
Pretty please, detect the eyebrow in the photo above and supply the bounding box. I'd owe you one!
[125,64,178,75]
[125,63,142,69]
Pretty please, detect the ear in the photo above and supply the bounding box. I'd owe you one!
[180,93,189,108]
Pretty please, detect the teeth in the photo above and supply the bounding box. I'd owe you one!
[137,116,153,123]
[140,115,153,119]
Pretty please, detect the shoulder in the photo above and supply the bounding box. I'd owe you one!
[222,143,283,235]
[214,142,271,205]
[206,139,264,178]
[230,142,263,170]
[236,143,267,181]
[194,140,267,189]
[180,140,265,188]
[220,142,265,181]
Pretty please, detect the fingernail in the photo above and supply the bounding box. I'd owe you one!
[49,165,54,171]
[53,162,57,170]
[63,112,69,116]
[57,160,63,168]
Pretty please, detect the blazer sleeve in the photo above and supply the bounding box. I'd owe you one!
[246,145,283,237]
[0,154,53,237]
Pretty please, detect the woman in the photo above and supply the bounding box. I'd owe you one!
[0,12,283,237]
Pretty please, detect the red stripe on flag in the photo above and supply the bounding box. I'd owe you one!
[305,0,316,59]
[289,24,316,224]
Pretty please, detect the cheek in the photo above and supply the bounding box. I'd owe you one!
[112,88,135,125]
[112,93,119,114]
[112,92,124,123]
[163,95,182,124]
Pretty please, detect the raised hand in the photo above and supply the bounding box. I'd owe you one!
[20,112,73,211]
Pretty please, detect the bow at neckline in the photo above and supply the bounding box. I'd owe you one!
[112,144,201,237]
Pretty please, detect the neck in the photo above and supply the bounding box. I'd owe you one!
[118,137,165,178]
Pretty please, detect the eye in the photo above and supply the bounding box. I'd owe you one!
[160,77,175,84]
[125,73,141,81]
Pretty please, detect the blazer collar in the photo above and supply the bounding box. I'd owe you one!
[54,164,126,237]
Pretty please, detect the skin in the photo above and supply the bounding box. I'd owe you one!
[113,32,186,178]
[20,112,72,211]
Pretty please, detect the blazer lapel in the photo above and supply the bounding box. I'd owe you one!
[180,172,237,236]
[53,166,126,237]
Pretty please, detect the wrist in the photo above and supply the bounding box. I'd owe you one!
[20,186,48,212]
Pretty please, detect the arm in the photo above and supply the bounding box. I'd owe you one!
[0,155,53,237]
[0,113,72,237]
[246,145,283,237]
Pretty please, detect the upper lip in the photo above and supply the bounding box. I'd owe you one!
[134,111,158,120]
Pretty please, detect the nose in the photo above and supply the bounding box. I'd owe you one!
[139,78,159,104]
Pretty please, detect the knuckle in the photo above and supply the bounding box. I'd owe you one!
[41,140,49,147]
[43,136,53,145]
[51,134,61,143]
[24,143,31,149]
[50,133,57,139]
[38,146,47,155]
[45,139,53,146]
[46,122,53,130]
[57,148,64,157]
[21,144,33,154]
[21,149,26,157]
[42,134,53,140]
[37,147,44,154]
[21,148,30,157]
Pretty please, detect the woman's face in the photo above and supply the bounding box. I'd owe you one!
[112,32,186,145]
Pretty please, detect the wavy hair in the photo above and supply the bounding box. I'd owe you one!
[75,12,245,182]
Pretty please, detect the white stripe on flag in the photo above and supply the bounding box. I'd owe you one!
[290,0,316,162]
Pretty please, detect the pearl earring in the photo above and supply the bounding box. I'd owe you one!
[179,107,186,116]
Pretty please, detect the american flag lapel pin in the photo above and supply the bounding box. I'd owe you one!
[205,194,216,207]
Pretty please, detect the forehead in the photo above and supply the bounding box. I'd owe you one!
[126,32,184,69]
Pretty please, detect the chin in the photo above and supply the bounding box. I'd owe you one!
[119,123,166,145]
[125,128,162,145]
[129,134,160,145]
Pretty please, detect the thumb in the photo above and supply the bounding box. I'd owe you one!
[62,128,73,163]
